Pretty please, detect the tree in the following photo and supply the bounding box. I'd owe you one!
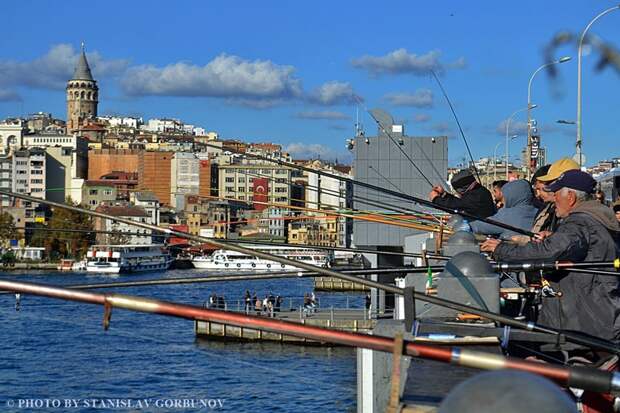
[0,212,18,247]
[46,197,95,259]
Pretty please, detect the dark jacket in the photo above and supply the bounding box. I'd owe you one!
[532,202,560,233]
[432,183,496,218]
[470,180,538,239]
[493,200,620,341]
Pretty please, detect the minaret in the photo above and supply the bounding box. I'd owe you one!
[66,42,98,132]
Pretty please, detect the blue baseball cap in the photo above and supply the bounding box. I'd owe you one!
[544,169,596,194]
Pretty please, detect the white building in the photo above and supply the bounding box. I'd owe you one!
[95,204,153,245]
[98,116,143,129]
[0,119,26,155]
[143,118,183,133]
[130,192,161,226]
[170,152,200,210]
[22,134,88,203]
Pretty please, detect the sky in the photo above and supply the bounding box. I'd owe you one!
[1,0,619,166]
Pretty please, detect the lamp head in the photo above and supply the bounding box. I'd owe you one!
[558,56,572,63]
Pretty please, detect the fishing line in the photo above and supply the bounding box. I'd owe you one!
[358,100,435,188]
[430,69,481,183]
[368,165,444,226]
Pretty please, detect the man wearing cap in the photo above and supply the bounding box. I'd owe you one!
[482,170,620,342]
[429,169,495,218]
[531,158,579,233]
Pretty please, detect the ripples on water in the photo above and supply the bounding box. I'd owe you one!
[0,270,359,412]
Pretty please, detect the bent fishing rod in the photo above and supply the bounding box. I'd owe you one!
[198,141,536,237]
[1,189,614,354]
[430,69,481,183]
[0,278,617,395]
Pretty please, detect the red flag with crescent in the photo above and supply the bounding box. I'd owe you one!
[253,178,269,211]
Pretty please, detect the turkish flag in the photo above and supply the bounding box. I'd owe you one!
[253,178,269,211]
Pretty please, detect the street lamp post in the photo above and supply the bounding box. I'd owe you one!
[527,56,571,179]
[576,4,620,168]
[505,106,533,180]
[494,135,518,181]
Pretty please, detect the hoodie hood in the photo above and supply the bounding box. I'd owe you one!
[571,200,620,232]
[501,180,534,208]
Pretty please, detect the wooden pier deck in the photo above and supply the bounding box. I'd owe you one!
[313,276,370,292]
[195,308,375,344]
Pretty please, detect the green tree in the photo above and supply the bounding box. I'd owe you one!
[46,197,95,259]
[0,212,19,247]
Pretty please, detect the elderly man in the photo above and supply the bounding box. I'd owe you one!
[481,170,620,342]
[429,169,495,218]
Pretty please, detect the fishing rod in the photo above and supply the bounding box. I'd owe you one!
[0,278,617,395]
[367,165,444,225]
[494,259,620,272]
[1,190,614,354]
[0,265,445,294]
[238,165,441,224]
[364,108,435,188]
[22,216,451,261]
[199,193,443,233]
[20,227,171,238]
[430,69,481,183]
[230,169,441,228]
[198,141,536,237]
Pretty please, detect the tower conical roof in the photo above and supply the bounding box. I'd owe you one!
[72,43,94,81]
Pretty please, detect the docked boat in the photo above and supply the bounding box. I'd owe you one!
[191,245,330,271]
[85,244,173,274]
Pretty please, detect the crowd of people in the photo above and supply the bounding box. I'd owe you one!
[429,159,620,348]
[244,290,283,317]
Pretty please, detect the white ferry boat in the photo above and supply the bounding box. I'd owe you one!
[192,245,330,271]
[86,244,173,274]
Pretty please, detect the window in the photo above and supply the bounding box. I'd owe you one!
[275,187,287,193]
[238,186,245,192]
[89,189,98,195]
[225,177,234,183]
[31,170,43,175]
[103,189,113,196]
[225,186,234,192]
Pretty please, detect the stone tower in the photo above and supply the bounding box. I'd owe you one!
[66,43,98,132]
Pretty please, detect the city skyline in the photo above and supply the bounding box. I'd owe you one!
[1,1,619,166]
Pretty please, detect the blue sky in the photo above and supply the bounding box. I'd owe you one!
[1,0,619,166]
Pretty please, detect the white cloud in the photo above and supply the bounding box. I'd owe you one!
[413,113,431,123]
[295,110,350,120]
[121,54,303,106]
[384,89,433,107]
[0,44,129,90]
[496,119,528,136]
[432,122,453,134]
[0,89,21,101]
[284,142,350,161]
[307,81,359,105]
[351,48,466,76]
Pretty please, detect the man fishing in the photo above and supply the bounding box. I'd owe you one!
[429,169,495,218]
[481,170,620,343]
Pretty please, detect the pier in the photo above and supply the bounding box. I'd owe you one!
[313,276,369,292]
[195,308,375,344]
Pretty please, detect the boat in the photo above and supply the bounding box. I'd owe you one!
[85,244,173,274]
[57,259,75,272]
[191,245,330,271]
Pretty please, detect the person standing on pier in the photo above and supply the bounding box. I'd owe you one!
[244,290,251,314]
[254,295,262,315]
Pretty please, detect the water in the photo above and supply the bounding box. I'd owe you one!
[0,270,361,412]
